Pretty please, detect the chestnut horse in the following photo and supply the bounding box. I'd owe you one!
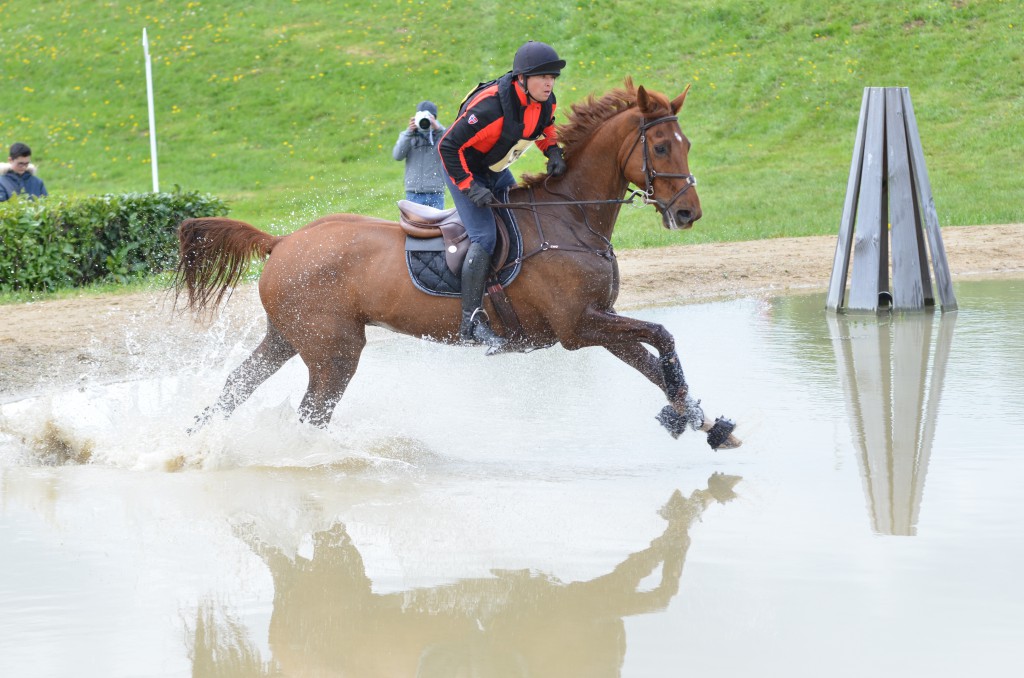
[174,79,740,449]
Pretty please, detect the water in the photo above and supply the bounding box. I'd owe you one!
[1,279,1021,677]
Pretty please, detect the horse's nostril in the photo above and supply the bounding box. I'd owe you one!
[676,208,702,224]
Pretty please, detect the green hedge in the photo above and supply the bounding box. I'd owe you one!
[0,188,228,292]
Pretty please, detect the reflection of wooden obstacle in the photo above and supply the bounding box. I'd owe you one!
[827,87,957,313]
[828,312,955,535]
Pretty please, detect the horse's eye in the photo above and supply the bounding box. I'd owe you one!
[654,144,668,155]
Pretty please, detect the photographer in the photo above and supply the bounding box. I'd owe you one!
[392,100,447,209]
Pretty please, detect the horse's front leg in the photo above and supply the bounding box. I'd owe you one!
[568,308,740,449]
[606,341,735,446]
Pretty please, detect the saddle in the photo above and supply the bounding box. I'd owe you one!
[398,198,534,351]
[397,200,510,276]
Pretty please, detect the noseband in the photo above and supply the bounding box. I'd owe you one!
[624,114,697,213]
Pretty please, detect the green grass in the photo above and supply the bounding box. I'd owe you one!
[3,0,1021,253]
[0,272,174,305]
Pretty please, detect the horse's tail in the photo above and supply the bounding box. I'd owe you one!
[173,217,284,313]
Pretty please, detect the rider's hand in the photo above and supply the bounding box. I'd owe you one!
[545,145,567,177]
[464,183,495,208]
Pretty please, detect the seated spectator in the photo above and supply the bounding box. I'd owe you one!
[0,142,48,201]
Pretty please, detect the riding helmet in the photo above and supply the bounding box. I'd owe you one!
[512,41,565,77]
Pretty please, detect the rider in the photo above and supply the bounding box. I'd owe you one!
[438,40,568,349]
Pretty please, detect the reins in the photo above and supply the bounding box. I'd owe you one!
[493,190,648,210]
[511,185,616,268]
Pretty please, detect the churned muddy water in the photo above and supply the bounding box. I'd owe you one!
[1,279,1021,677]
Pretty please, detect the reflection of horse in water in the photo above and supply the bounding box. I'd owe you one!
[189,474,740,676]
[174,79,739,449]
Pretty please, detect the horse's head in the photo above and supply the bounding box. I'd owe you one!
[622,84,702,230]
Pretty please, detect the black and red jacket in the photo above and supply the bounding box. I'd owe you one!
[439,72,558,192]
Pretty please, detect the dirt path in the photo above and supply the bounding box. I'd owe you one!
[2,223,1021,400]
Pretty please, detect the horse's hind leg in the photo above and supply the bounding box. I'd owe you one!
[296,325,367,428]
[189,318,297,432]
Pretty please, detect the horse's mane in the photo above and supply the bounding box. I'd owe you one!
[521,77,673,188]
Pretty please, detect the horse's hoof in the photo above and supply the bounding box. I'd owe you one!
[717,433,743,449]
[705,416,738,450]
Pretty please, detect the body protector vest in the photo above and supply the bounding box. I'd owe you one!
[458,72,555,174]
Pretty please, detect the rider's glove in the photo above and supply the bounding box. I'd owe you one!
[464,183,495,208]
[544,145,567,177]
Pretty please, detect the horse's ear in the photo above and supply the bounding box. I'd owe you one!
[670,85,691,114]
[636,85,652,114]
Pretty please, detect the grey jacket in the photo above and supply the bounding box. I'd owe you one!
[392,126,447,194]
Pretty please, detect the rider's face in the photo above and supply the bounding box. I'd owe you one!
[524,74,557,102]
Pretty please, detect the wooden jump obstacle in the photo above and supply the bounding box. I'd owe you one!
[827,87,957,313]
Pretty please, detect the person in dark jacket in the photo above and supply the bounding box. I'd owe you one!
[438,41,568,349]
[393,100,448,209]
[0,142,48,201]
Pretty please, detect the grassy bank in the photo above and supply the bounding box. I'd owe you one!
[3,0,1021,249]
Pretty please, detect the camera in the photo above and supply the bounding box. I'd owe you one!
[414,110,433,130]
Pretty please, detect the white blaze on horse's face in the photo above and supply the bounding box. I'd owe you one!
[675,132,683,143]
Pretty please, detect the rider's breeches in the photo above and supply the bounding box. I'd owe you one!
[444,169,516,256]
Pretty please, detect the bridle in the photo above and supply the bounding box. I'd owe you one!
[496,112,697,212]
[622,114,697,213]
[493,111,699,265]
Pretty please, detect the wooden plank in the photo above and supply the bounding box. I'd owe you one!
[827,89,871,312]
[879,158,890,306]
[903,88,935,307]
[910,174,937,307]
[886,88,926,310]
[846,88,887,312]
[901,88,958,311]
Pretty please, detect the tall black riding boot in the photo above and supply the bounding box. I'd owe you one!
[459,242,507,349]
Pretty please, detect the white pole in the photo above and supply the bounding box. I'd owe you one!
[143,28,159,192]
